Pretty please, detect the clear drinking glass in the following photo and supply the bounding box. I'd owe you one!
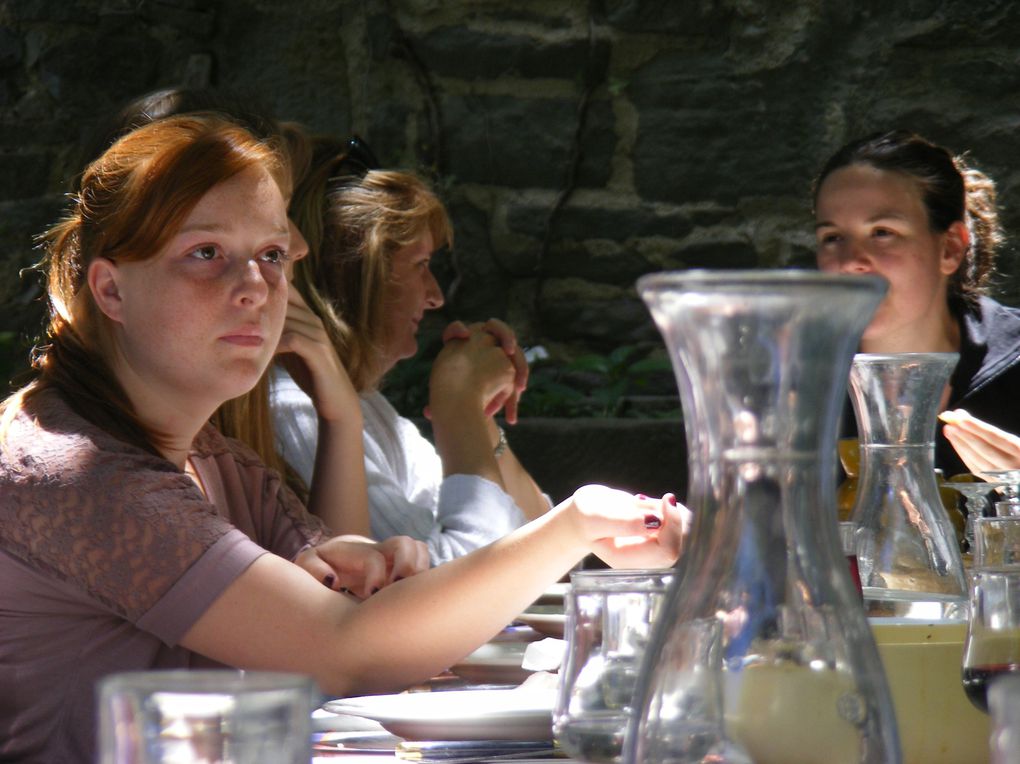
[943,478,1006,555]
[627,271,900,764]
[554,569,673,764]
[985,471,1020,519]
[973,517,1020,569]
[962,569,1020,714]
[97,669,316,764]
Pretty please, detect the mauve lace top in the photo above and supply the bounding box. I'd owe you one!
[0,389,329,762]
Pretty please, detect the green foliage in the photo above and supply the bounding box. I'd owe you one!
[519,344,679,418]
[381,338,680,420]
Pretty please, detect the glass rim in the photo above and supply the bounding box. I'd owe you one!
[852,352,960,362]
[98,669,315,695]
[970,566,1020,580]
[569,568,674,591]
[636,269,888,293]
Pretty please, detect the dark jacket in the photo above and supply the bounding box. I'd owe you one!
[938,295,1020,477]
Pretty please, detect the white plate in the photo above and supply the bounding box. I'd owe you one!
[449,641,534,685]
[323,688,555,741]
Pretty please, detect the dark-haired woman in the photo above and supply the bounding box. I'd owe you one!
[813,130,1020,476]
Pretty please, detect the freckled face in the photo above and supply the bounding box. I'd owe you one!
[106,166,292,410]
[814,164,960,347]
[377,231,444,374]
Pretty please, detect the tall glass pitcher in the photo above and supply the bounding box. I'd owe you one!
[625,271,900,764]
[848,353,966,618]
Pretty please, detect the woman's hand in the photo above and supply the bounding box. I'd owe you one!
[565,485,690,569]
[294,535,429,600]
[275,285,359,423]
[438,319,529,423]
[941,409,1020,474]
[430,323,518,421]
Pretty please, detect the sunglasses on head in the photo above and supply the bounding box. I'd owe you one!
[328,135,380,183]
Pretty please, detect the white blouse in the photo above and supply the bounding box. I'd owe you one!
[269,366,527,564]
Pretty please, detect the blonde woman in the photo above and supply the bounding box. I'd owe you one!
[273,136,553,563]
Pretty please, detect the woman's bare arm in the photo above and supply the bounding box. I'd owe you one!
[276,286,370,536]
[179,487,684,697]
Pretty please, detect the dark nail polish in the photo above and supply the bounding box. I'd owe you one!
[395,576,405,582]
[322,574,335,589]
[372,587,381,595]
[636,493,649,501]
[644,514,662,529]
[667,494,677,506]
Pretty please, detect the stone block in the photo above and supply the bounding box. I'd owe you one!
[140,2,215,36]
[505,417,688,503]
[442,94,614,189]
[0,151,52,200]
[416,26,601,80]
[543,238,653,283]
[629,53,826,204]
[537,277,658,348]
[670,238,759,270]
[365,9,399,62]
[602,0,726,35]
[0,118,75,146]
[5,0,97,23]
[506,199,693,242]
[38,33,158,111]
[443,198,512,320]
[0,26,22,69]
[364,100,413,166]
[0,197,62,358]
[213,2,350,133]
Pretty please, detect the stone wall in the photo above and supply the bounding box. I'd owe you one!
[3,0,1020,391]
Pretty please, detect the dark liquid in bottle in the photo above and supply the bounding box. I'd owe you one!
[846,554,862,597]
[962,663,1020,712]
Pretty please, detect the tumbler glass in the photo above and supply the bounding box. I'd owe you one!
[973,517,1020,570]
[553,569,673,764]
[97,669,316,764]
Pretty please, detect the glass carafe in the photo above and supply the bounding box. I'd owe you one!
[625,271,900,764]
[848,353,967,617]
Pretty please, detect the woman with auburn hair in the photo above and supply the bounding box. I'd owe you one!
[813,129,1020,476]
[71,86,373,538]
[0,115,685,761]
[273,135,551,564]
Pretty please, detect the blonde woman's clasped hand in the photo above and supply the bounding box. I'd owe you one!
[429,322,519,421]
[437,319,529,423]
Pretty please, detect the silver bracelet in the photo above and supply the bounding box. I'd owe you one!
[494,425,509,457]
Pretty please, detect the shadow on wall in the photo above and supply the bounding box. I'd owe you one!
[504,417,688,505]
